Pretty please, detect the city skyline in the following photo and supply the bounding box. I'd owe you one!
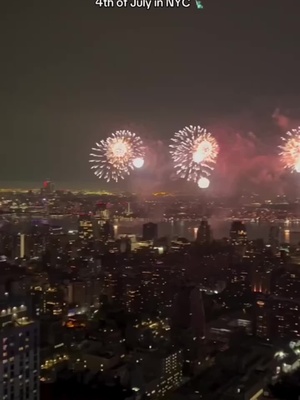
[0,173,299,399]
[3,1,300,399]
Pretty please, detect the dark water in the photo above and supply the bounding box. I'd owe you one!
[11,216,299,244]
[115,219,300,243]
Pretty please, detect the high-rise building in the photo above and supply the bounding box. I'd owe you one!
[254,295,300,340]
[125,202,132,216]
[67,281,87,306]
[230,220,247,244]
[196,220,211,244]
[254,298,270,339]
[269,226,280,253]
[142,222,158,241]
[78,214,94,241]
[290,231,300,245]
[172,284,206,338]
[251,265,272,294]
[95,202,110,220]
[119,237,131,253]
[0,301,40,400]
[94,203,114,242]
[274,271,300,299]
[99,220,114,241]
[41,180,54,194]
[132,347,183,399]
[20,234,26,258]
[171,284,206,372]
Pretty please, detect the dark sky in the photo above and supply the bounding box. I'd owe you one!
[1,0,300,189]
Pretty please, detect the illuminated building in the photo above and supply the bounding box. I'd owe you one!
[30,285,65,317]
[41,180,54,194]
[171,284,206,372]
[26,223,50,258]
[95,202,110,220]
[20,234,26,258]
[67,281,92,307]
[0,302,39,400]
[136,265,175,317]
[230,220,247,245]
[99,220,114,241]
[94,203,114,242]
[271,297,300,339]
[132,347,183,399]
[78,214,94,241]
[274,271,300,300]
[65,279,101,308]
[196,220,211,244]
[143,222,158,241]
[269,226,280,253]
[119,237,131,253]
[125,202,132,216]
[255,295,300,340]
[102,273,121,304]
[254,299,270,339]
[251,264,272,294]
[123,280,141,314]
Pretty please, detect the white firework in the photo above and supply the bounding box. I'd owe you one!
[89,130,145,182]
[279,128,300,173]
[169,125,219,183]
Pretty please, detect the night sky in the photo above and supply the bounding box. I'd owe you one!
[1,0,300,189]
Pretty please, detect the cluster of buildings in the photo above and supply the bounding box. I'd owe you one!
[2,185,300,399]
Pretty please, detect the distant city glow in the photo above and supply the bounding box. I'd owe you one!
[279,128,300,173]
[169,125,219,184]
[89,130,145,182]
[197,177,210,189]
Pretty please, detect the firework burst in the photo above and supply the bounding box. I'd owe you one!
[279,128,300,173]
[89,130,145,182]
[169,125,219,183]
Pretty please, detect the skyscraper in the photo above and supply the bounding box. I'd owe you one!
[172,284,206,338]
[196,220,211,244]
[95,202,110,220]
[20,234,26,258]
[251,264,272,294]
[41,180,54,194]
[99,220,114,242]
[94,203,114,242]
[78,214,94,241]
[0,301,40,400]
[230,220,247,244]
[269,226,280,253]
[254,296,300,340]
[142,222,158,241]
[171,284,206,372]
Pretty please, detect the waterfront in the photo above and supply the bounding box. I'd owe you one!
[5,216,300,244]
[115,219,300,243]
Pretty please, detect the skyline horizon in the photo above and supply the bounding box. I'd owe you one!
[0,179,298,199]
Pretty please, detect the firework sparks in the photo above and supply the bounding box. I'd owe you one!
[279,128,300,173]
[169,125,219,183]
[89,130,145,182]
